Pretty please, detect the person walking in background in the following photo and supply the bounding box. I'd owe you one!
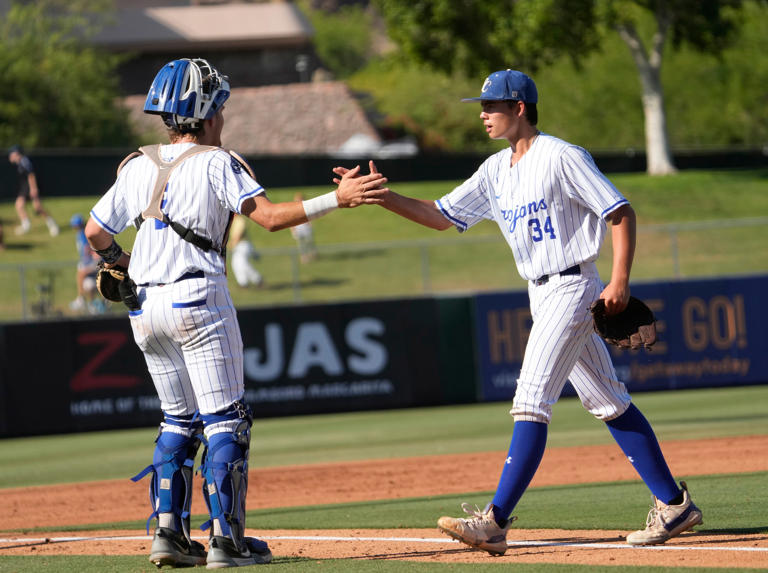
[229,214,264,288]
[8,145,59,237]
[69,214,103,314]
[335,69,702,555]
[85,57,386,568]
[290,192,318,263]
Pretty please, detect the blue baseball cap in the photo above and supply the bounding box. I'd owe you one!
[461,69,538,103]
[70,214,84,228]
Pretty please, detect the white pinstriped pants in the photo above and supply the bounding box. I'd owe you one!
[128,274,245,417]
[511,263,631,423]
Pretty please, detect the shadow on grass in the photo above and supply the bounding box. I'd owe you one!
[320,249,388,261]
[1,242,35,251]
[696,526,768,537]
[259,277,348,292]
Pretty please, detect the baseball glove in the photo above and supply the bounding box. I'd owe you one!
[96,263,140,310]
[589,296,657,350]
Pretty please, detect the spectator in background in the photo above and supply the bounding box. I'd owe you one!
[8,145,59,237]
[290,192,318,263]
[229,214,264,288]
[69,214,103,313]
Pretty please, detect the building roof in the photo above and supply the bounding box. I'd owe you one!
[125,82,381,156]
[92,2,313,51]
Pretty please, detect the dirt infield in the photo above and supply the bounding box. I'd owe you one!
[2,435,767,568]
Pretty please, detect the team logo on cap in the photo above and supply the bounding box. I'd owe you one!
[481,78,493,93]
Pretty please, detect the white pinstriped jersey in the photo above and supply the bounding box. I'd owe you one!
[90,142,265,286]
[436,133,628,281]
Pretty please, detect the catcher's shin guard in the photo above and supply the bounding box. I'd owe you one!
[131,415,202,541]
[199,401,253,551]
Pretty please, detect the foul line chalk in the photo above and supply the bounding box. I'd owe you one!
[0,534,766,553]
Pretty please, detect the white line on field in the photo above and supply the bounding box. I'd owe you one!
[0,534,766,553]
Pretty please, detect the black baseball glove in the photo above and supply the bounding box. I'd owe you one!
[589,296,657,350]
[96,263,140,311]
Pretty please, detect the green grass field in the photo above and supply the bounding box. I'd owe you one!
[0,386,766,571]
[0,168,767,320]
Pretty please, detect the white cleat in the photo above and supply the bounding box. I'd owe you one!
[627,481,703,546]
[437,502,515,556]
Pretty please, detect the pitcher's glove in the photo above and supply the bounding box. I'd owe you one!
[589,296,657,350]
[96,262,140,311]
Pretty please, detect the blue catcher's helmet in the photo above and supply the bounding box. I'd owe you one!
[144,58,230,129]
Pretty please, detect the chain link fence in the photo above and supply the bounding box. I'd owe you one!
[1,217,767,322]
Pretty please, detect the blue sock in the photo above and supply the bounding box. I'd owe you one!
[606,403,681,504]
[491,421,548,525]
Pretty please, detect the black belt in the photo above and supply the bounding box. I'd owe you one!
[533,264,580,286]
[138,270,204,287]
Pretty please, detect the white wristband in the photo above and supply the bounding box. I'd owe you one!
[302,191,339,220]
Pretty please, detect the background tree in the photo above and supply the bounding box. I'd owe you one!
[375,0,753,175]
[0,0,135,149]
[298,0,375,79]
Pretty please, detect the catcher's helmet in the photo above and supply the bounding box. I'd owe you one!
[144,58,230,129]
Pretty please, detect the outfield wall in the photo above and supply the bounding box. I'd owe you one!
[0,275,765,437]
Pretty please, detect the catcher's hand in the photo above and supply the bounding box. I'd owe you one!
[589,296,657,350]
[96,263,140,310]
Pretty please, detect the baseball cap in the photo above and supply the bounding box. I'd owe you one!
[461,69,538,103]
[7,144,22,156]
[70,214,84,228]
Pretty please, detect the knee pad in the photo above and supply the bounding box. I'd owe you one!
[199,401,253,544]
[131,414,202,539]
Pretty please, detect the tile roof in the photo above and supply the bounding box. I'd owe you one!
[125,82,381,155]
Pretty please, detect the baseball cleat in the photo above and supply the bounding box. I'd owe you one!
[437,502,515,556]
[626,481,703,546]
[206,535,272,569]
[149,527,207,568]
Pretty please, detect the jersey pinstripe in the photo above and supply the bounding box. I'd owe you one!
[436,133,628,281]
[435,133,632,423]
[91,142,263,416]
[128,274,243,416]
[90,142,265,286]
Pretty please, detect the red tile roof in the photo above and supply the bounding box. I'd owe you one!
[125,82,380,155]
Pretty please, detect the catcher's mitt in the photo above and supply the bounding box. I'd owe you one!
[589,296,657,350]
[96,263,140,310]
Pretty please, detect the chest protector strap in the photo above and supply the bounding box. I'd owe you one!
[125,144,222,254]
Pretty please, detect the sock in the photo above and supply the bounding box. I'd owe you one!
[491,421,548,526]
[606,403,681,504]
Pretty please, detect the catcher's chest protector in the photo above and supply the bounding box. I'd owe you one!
[119,144,229,255]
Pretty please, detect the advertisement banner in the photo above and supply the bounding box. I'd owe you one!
[237,299,442,417]
[0,318,161,436]
[474,275,768,402]
[0,298,446,436]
